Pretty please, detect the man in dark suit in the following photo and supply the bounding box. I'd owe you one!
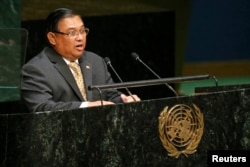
[21,8,140,113]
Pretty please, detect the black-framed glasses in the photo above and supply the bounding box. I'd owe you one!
[53,27,89,38]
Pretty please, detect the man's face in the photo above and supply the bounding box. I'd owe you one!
[51,15,87,61]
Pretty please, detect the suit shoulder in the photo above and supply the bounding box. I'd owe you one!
[83,51,103,61]
[24,47,50,64]
[84,51,101,57]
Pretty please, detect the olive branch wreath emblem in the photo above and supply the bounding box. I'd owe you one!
[158,104,204,158]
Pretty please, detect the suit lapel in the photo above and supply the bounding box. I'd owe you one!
[46,47,85,101]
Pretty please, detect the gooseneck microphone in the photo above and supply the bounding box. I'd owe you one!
[104,57,136,101]
[131,52,179,97]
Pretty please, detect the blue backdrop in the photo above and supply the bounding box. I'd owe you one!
[186,0,250,62]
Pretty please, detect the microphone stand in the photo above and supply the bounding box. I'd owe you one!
[104,57,136,101]
[131,52,179,96]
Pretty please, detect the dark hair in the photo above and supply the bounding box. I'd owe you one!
[45,8,80,45]
[45,8,79,33]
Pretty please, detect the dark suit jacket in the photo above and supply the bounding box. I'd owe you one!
[21,47,122,112]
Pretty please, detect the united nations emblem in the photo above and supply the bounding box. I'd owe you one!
[158,104,204,158]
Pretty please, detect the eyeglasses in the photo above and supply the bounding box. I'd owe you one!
[53,27,89,38]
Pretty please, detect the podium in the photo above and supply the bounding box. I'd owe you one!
[1,84,250,166]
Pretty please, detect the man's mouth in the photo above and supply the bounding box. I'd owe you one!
[76,44,84,51]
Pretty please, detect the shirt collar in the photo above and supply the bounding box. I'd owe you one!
[63,58,79,65]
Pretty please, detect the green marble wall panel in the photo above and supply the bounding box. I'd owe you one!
[0,0,24,102]
[0,0,20,28]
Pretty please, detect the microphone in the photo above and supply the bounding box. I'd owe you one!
[104,57,136,101]
[131,52,179,96]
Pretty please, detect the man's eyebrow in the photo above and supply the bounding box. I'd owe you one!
[66,25,85,31]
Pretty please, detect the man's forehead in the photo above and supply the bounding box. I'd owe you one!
[58,16,84,28]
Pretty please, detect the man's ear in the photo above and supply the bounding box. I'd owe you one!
[47,32,56,45]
